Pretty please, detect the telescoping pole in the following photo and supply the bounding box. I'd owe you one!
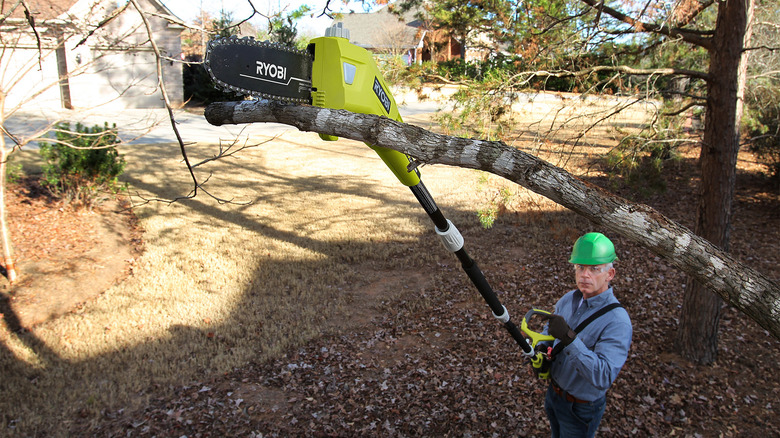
[409,180,535,357]
[307,33,535,356]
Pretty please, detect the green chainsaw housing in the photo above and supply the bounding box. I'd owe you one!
[309,36,420,187]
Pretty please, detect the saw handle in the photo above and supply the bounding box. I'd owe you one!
[531,350,552,379]
[522,309,557,349]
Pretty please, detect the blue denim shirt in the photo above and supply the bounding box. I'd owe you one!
[548,287,632,402]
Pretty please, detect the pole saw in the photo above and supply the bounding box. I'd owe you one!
[204,24,554,367]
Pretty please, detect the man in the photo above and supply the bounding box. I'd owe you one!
[540,232,632,438]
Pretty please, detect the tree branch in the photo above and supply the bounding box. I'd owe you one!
[204,100,780,340]
[578,0,714,50]
[20,0,43,68]
[509,65,710,84]
[74,1,130,48]
[128,0,247,206]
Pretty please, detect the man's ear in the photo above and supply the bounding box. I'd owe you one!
[606,267,616,282]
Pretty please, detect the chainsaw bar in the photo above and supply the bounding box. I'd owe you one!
[204,36,313,103]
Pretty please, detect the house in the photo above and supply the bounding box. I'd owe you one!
[331,4,494,65]
[1,0,184,111]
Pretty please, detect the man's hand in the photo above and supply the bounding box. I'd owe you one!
[542,314,577,346]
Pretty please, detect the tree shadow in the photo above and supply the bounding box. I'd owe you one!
[0,293,24,333]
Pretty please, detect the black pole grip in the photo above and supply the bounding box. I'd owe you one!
[458,250,504,316]
[505,320,534,355]
[457,249,533,354]
[408,182,533,354]
[410,183,448,230]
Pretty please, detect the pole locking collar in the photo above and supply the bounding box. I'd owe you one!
[435,219,465,253]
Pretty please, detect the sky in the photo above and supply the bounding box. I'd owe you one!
[159,0,379,37]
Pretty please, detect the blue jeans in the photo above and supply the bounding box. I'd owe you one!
[544,385,606,438]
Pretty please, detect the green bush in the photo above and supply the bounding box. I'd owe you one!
[5,162,23,184]
[604,102,694,195]
[39,122,126,208]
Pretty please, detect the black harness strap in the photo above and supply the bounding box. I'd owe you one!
[573,303,624,333]
[551,303,624,358]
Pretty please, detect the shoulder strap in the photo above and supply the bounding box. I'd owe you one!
[573,303,623,334]
[550,303,623,358]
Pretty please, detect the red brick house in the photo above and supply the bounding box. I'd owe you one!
[331,5,476,65]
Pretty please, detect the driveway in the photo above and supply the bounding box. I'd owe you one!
[3,98,445,148]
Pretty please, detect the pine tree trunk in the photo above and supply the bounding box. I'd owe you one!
[676,0,754,364]
[679,278,722,364]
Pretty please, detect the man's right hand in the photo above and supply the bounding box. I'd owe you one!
[541,314,577,346]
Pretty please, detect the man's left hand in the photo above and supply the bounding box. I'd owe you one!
[542,314,577,346]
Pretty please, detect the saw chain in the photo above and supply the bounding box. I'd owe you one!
[204,36,313,103]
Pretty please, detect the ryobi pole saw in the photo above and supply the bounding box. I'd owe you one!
[204,24,554,368]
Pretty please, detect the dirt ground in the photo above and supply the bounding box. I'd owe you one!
[0,179,143,329]
[1,106,778,437]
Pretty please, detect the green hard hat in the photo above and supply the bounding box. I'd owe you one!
[569,232,617,265]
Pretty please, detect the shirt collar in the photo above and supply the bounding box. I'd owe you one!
[575,287,615,308]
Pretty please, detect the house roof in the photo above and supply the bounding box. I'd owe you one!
[332,5,424,51]
[3,0,184,33]
[4,0,78,20]
[5,0,182,22]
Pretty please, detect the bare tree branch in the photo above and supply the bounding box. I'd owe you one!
[662,101,702,116]
[505,65,710,90]
[0,125,21,148]
[19,0,42,68]
[0,1,24,26]
[127,0,252,206]
[128,0,199,200]
[745,45,780,52]
[190,129,279,168]
[578,0,714,50]
[74,1,130,48]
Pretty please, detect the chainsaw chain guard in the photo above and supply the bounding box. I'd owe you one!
[204,36,313,103]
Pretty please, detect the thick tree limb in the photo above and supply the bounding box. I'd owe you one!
[205,100,780,340]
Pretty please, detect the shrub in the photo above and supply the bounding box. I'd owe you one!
[475,173,514,229]
[604,102,695,195]
[39,122,126,208]
[5,162,23,185]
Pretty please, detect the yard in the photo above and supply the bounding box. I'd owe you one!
[1,102,778,437]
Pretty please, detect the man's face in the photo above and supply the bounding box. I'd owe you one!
[574,264,615,298]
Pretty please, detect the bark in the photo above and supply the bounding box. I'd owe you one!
[205,100,780,341]
[677,0,755,364]
[56,33,73,110]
